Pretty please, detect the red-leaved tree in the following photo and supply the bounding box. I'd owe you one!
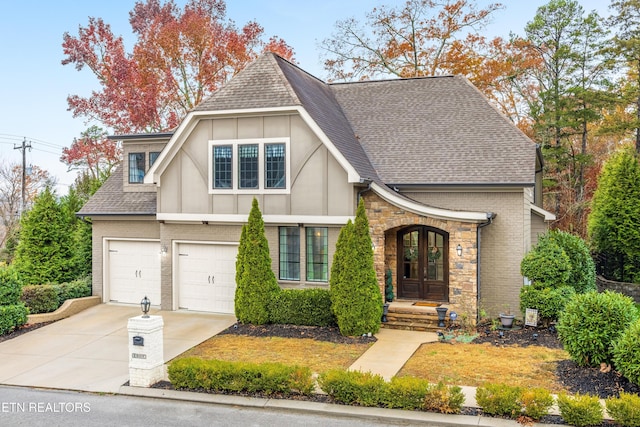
[60,126,121,181]
[62,0,294,134]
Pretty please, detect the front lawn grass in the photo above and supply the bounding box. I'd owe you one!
[176,335,373,374]
[175,335,570,392]
[398,342,568,392]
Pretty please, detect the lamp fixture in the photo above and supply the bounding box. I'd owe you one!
[140,296,151,318]
[456,244,462,257]
[160,245,168,256]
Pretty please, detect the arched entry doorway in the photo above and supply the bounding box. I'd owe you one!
[397,226,449,301]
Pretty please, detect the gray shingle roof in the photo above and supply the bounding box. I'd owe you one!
[330,75,536,185]
[77,166,156,216]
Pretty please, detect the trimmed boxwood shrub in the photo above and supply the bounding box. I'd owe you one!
[606,392,640,427]
[557,291,638,367]
[317,369,386,406]
[475,383,522,417]
[422,382,465,414]
[520,237,571,288]
[382,376,431,410]
[21,285,59,314]
[0,304,29,335]
[545,230,596,293]
[268,289,336,327]
[519,387,554,420]
[557,393,604,427]
[167,357,313,396]
[612,318,640,386]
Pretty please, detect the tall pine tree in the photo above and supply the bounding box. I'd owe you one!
[234,198,280,324]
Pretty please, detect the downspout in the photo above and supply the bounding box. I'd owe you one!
[476,212,495,322]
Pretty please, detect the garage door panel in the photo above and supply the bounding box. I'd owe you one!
[177,243,237,313]
[108,240,161,305]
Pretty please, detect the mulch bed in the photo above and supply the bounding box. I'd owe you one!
[0,321,56,344]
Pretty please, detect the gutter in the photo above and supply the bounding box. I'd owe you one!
[476,212,495,322]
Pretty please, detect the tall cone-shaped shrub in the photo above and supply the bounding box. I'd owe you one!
[330,199,382,336]
[234,198,280,324]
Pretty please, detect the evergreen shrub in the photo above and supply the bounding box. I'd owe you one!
[557,393,604,427]
[606,392,640,427]
[612,318,640,386]
[268,289,336,327]
[382,376,430,410]
[234,199,280,325]
[0,266,22,305]
[519,285,575,324]
[423,382,465,414]
[557,291,638,366]
[475,383,521,417]
[168,357,313,396]
[0,304,28,335]
[330,200,382,336]
[20,285,58,314]
[317,369,386,406]
[519,387,554,420]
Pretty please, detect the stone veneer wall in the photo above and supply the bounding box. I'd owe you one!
[363,192,479,321]
[597,276,640,303]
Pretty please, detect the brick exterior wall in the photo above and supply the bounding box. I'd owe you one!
[363,192,479,321]
[402,190,534,317]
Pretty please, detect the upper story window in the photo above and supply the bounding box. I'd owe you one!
[209,138,290,194]
[129,153,145,183]
[149,151,161,167]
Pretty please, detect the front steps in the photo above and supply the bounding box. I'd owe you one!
[382,301,448,332]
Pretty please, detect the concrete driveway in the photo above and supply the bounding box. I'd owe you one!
[0,304,235,393]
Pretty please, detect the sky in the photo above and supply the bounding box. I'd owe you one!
[0,0,611,195]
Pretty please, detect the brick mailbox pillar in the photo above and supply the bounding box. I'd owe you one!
[127,315,164,387]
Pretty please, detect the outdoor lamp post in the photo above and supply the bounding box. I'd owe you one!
[141,296,150,318]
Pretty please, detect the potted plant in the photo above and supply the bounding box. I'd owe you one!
[499,307,515,328]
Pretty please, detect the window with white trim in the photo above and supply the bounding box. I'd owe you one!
[129,153,145,183]
[208,138,290,194]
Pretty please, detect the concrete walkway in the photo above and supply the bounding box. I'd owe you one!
[348,328,438,380]
[0,304,235,393]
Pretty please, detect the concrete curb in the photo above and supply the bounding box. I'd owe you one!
[118,385,561,427]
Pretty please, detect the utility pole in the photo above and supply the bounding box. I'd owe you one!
[14,137,32,216]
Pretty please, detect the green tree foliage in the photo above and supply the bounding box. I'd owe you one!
[330,199,382,336]
[13,188,75,284]
[545,230,596,293]
[557,291,638,367]
[234,198,280,325]
[609,0,640,153]
[588,146,640,282]
[612,318,640,386]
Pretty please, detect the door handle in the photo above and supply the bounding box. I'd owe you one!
[139,270,142,278]
[135,270,138,278]
[211,275,214,284]
[208,275,211,284]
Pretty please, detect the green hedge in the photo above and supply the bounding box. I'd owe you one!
[20,277,92,314]
[519,285,575,324]
[21,285,58,314]
[167,357,314,396]
[318,369,464,413]
[557,393,604,427]
[0,304,29,335]
[606,392,640,427]
[0,266,22,305]
[54,276,91,306]
[268,289,336,327]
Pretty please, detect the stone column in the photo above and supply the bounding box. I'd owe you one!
[127,315,164,387]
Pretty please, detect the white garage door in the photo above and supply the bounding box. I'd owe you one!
[176,242,238,313]
[107,240,161,305]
